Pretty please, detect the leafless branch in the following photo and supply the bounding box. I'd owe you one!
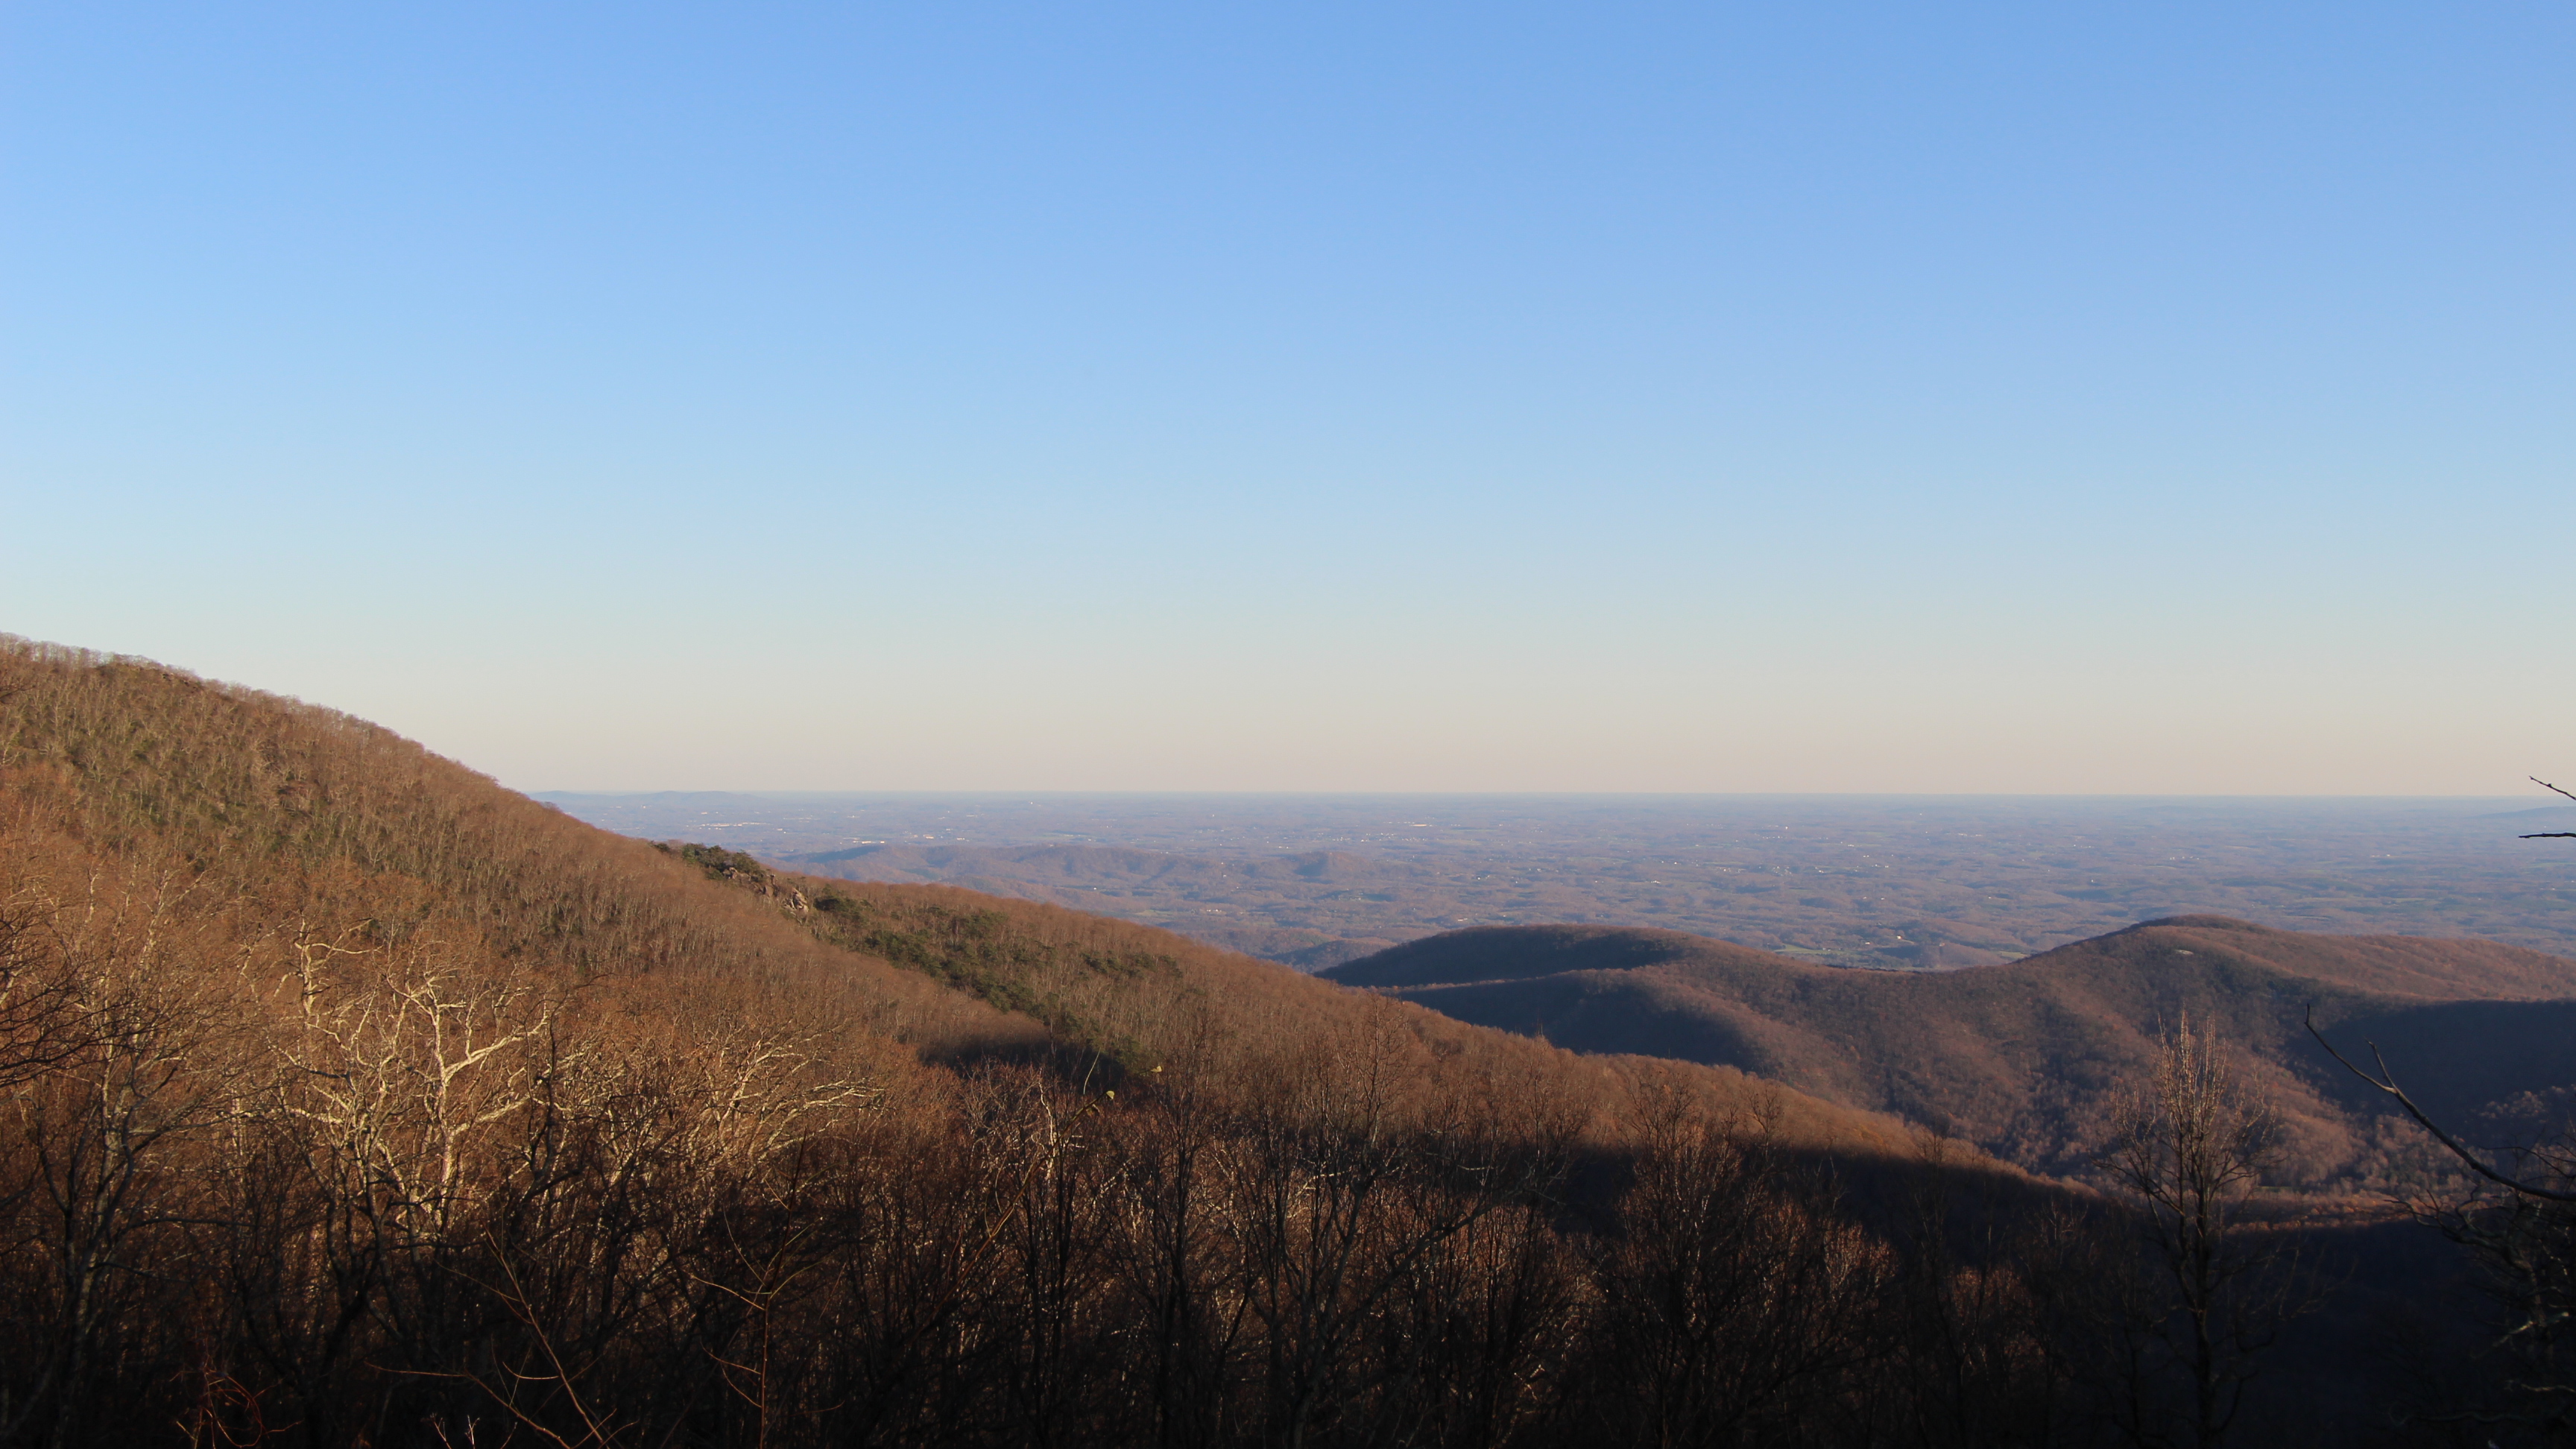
[2305,1006,2576,1203]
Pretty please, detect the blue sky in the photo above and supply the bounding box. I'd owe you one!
[5,3,2569,793]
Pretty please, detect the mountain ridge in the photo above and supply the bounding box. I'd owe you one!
[1324,915,2576,1182]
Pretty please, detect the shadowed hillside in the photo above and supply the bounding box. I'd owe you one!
[1326,917,2576,1183]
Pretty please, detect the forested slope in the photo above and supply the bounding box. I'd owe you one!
[11,635,2176,1448]
[1327,918,2576,1184]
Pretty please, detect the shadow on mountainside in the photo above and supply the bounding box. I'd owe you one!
[1325,915,2576,1187]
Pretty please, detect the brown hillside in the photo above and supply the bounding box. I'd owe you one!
[0,637,1933,1161]
[0,640,1043,1061]
[1326,916,2576,1184]
[0,637,2518,1444]
[751,873,1926,1159]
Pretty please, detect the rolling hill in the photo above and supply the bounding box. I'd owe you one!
[1324,917,2576,1184]
[9,634,2074,1444]
[0,636,1930,1164]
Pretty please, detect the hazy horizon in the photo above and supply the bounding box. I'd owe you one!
[539,786,2576,967]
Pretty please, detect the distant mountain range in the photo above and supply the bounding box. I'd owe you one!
[1323,916,2576,1185]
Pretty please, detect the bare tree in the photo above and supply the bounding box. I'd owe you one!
[1585,1096,1891,1449]
[2101,1016,2317,1449]
[0,876,246,1448]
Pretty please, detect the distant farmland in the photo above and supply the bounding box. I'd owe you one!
[544,791,2576,969]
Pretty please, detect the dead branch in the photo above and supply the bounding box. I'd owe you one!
[2304,1006,2576,1203]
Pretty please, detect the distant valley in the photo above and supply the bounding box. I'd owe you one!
[543,791,2576,970]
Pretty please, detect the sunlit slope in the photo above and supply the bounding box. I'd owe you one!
[0,637,1035,1059]
[0,636,1942,1164]
[3,637,2087,1443]
[1325,916,2576,1183]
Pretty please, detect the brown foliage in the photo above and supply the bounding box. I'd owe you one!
[0,637,2416,1446]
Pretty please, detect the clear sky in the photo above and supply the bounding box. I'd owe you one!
[4,4,2569,794]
